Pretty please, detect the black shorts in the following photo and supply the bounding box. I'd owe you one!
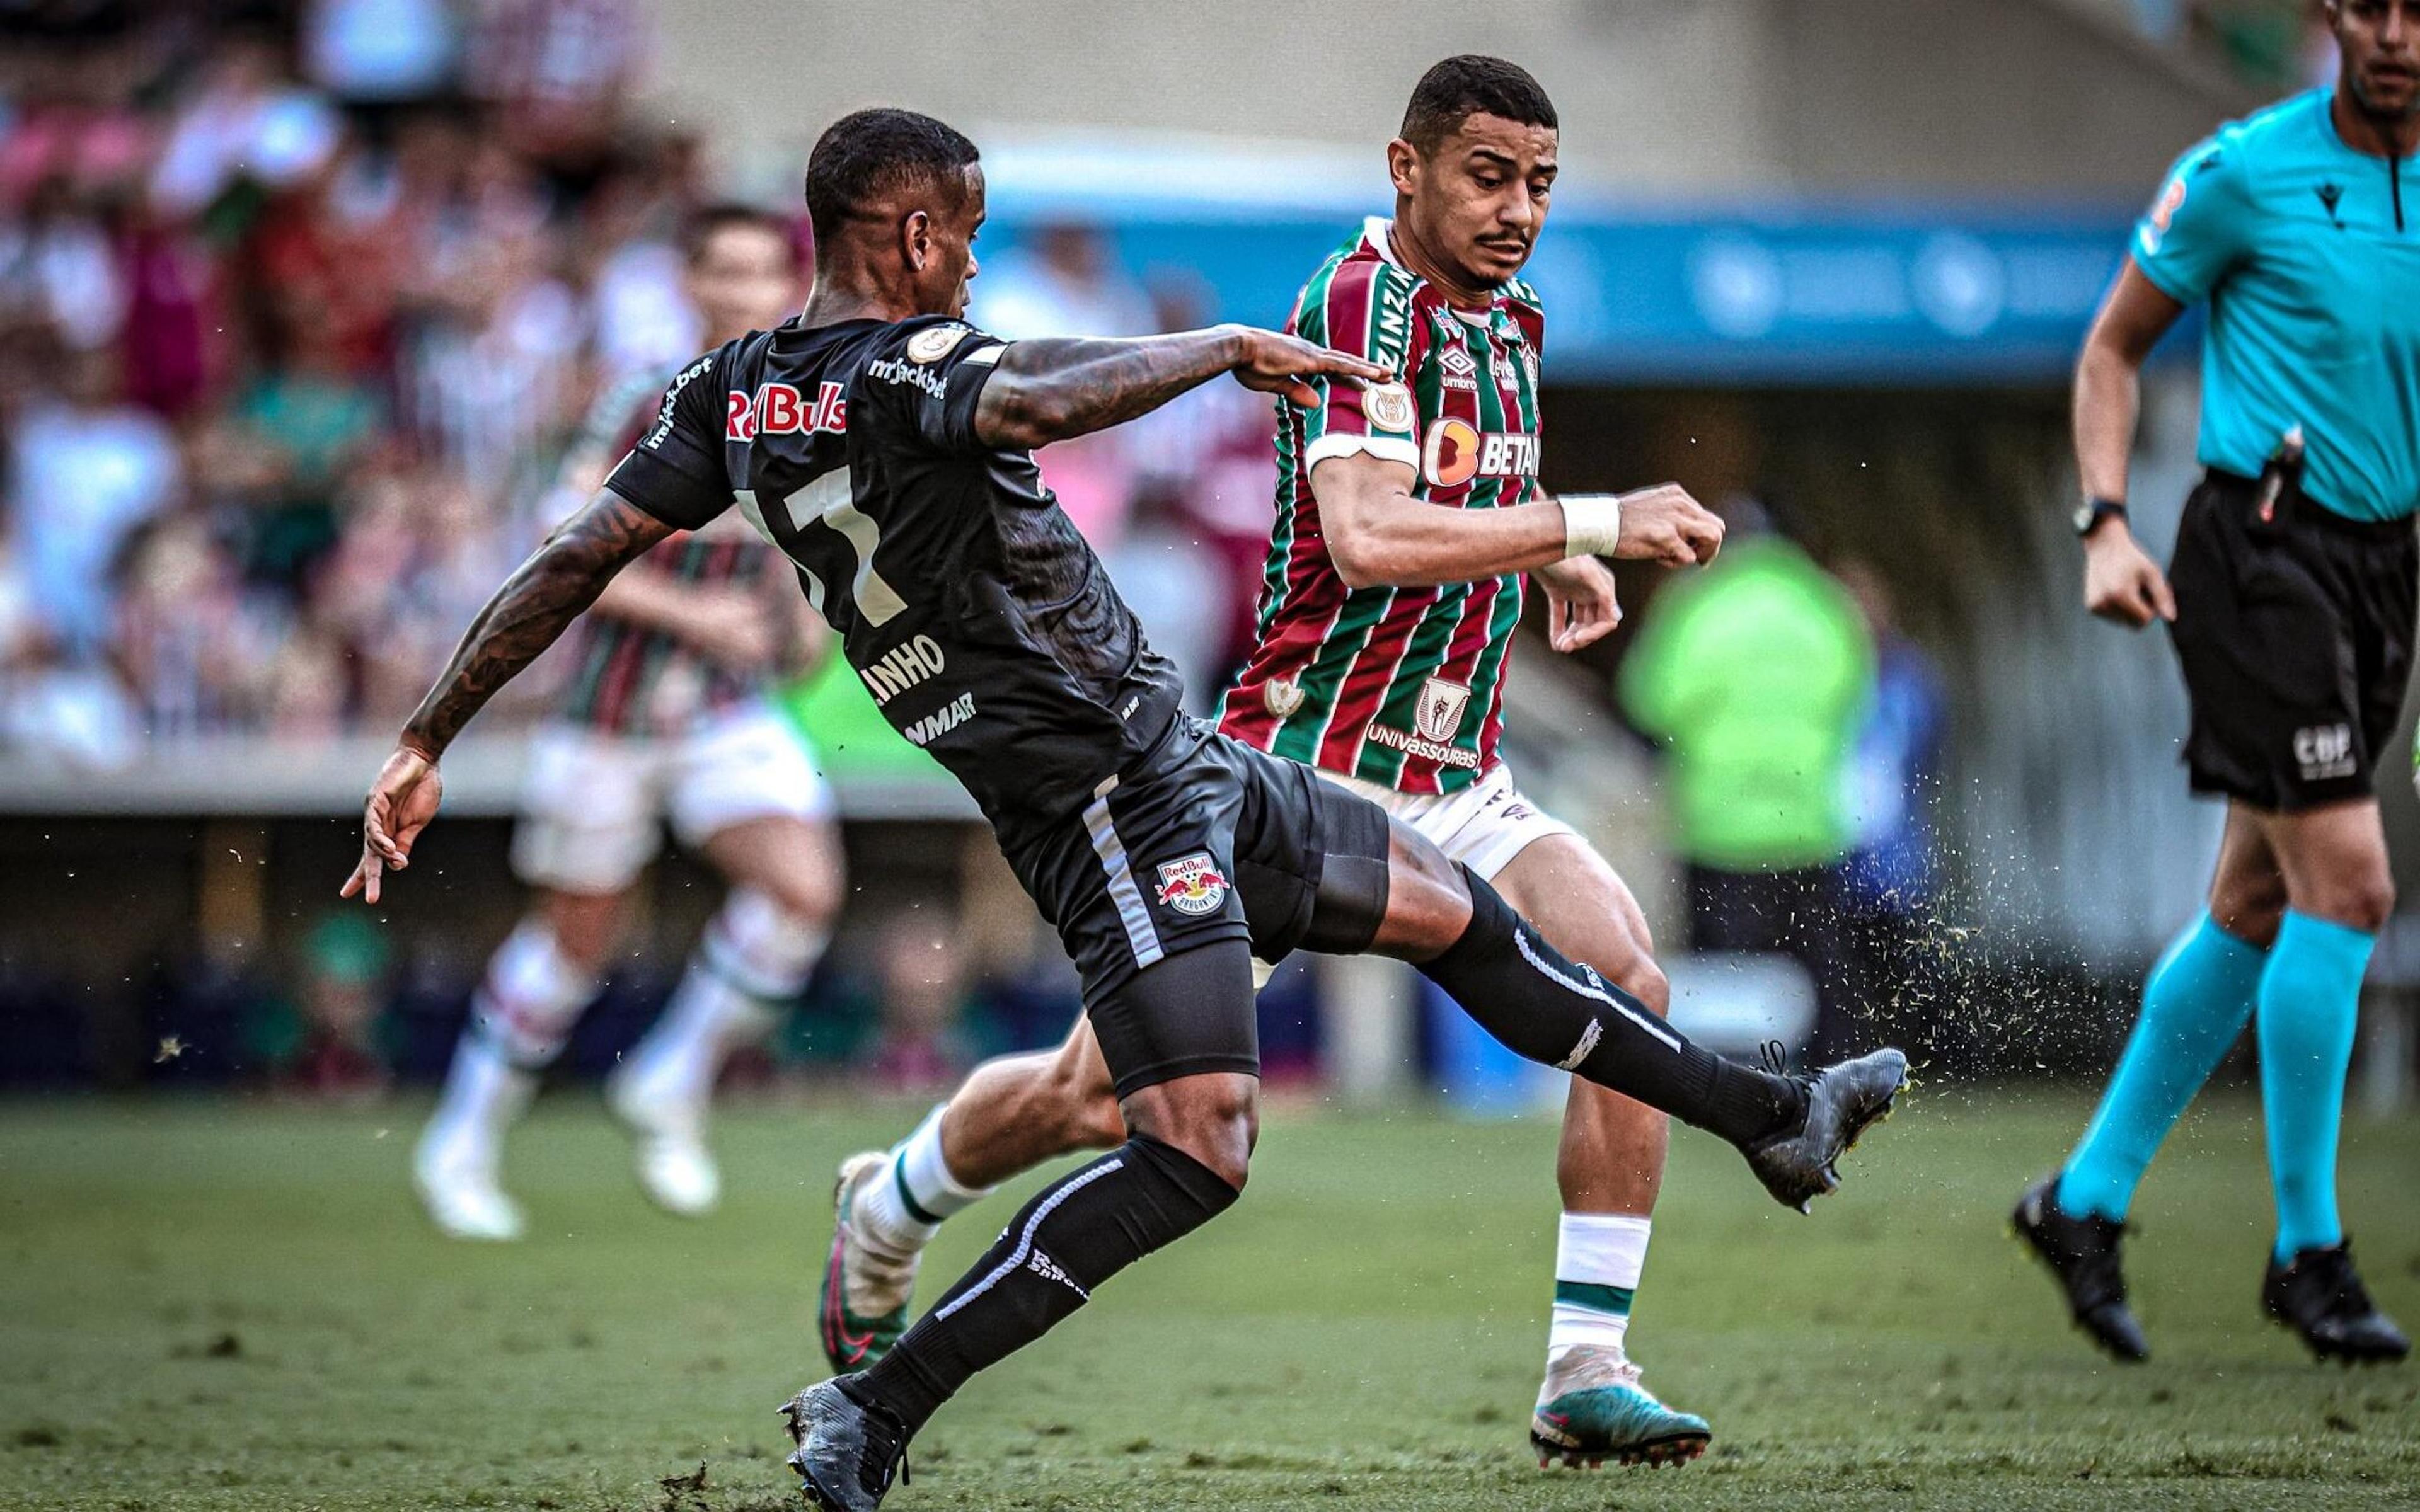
[2168,468,2417,811]
[1000,718,1393,1097]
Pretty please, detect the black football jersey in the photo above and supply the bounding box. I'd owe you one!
[602,314,1188,845]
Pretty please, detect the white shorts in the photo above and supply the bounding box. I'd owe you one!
[1323,762,1578,883]
[1252,762,1577,986]
[510,701,834,894]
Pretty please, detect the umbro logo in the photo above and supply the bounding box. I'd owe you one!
[2317,181,2344,223]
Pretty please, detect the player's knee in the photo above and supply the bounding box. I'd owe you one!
[2318,873,2395,935]
[1176,1105,1256,1194]
[715,886,829,991]
[1373,826,1477,960]
[1126,1079,1258,1193]
[1614,953,1671,1018]
[539,891,623,972]
[754,851,843,931]
[2210,869,2288,946]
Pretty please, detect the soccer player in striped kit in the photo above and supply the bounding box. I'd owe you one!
[817,58,1748,1467]
[413,206,844,1240]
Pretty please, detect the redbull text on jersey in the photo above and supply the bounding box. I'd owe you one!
[728,381,848,442]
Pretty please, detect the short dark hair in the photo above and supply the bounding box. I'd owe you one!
[804,108,981,245]
[1399,55,1557,153]
[679,202,801,268]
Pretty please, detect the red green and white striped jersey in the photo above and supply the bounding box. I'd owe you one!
[557,368,779,736]
[1217,217,1546,794]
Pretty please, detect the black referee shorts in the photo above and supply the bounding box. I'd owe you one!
[999,719,1393,1097]
[2168,467,2418,812]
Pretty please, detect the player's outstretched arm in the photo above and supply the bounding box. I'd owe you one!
[2074,260,2186,628]
[1313,456,1724,592]
[341,491,673,903]
[974,325,1386,450]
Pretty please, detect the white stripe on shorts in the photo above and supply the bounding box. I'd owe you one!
[1083,776,1163,970]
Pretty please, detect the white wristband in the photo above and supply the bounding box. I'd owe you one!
[1560,493,1623,558]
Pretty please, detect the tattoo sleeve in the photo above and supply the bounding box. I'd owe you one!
[400,491,673,758]
[973,326,1244,450]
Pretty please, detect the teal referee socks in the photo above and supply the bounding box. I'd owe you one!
[2257,910,2371,1261]
[2060,912,2266,1221]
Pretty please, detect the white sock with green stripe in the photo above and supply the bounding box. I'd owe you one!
[1547,1213,1651,1370]
[855,1104,993,1254]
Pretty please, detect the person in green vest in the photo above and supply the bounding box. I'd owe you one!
[1618,507,1876,1056]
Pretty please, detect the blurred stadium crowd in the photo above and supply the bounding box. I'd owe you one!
[1,0,683,762]
[0,1,1323,1092]
[0,3,1310,770]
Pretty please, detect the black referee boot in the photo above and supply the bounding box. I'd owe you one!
[2263,1240,2411,1365]
[2012,1177,2149,1362]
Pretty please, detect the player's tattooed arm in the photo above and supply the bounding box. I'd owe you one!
[345,491,672,904]
[399,491,674,758]
[974,325,1388,450]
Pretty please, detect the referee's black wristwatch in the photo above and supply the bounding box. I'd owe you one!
[2073,496,2128,539]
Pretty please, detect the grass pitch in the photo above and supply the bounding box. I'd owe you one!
[2,1089,2415,1511]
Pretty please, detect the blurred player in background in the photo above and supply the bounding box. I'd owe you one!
[2015,0,2416,1365]
[413,205,843,1240]
[818,57,1754,1468]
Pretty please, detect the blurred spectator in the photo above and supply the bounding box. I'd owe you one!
[0,8,744,749]
[150,30,344,220]
[0,631,140,770]
[0,176,125,351]
[1127,276,1280,700]
[6,340,180,655]
[466,0,646,190]
[302,0,461,117]
[110,513,264,738]
[1618,503,1877,1057]
[400,161,580,493]
[975,221,1154,547]
[277,910,396,1097]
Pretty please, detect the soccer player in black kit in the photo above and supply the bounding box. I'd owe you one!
[343,109,1908,1511]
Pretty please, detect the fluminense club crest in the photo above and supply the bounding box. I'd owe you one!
[1414,676,1472,744]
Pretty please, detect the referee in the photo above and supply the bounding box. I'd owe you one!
[2016,0,2416,1366]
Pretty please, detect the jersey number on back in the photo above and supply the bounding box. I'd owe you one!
[735,473,909,627]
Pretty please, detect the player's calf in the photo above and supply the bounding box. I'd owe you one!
[1402,864,1904,1206]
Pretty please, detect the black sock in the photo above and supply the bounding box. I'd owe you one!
[1417,867,1802,1147]
[846,1134,1238,1436]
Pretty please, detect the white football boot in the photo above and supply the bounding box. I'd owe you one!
[606,1060,720,1217]
[413,1039,533,1242]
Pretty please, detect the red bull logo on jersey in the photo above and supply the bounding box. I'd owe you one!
[728,381,847,442]
[1154,854,1230,916]
[1422,418,1540,490]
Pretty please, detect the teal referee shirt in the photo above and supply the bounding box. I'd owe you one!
[2135,89,2420,522]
